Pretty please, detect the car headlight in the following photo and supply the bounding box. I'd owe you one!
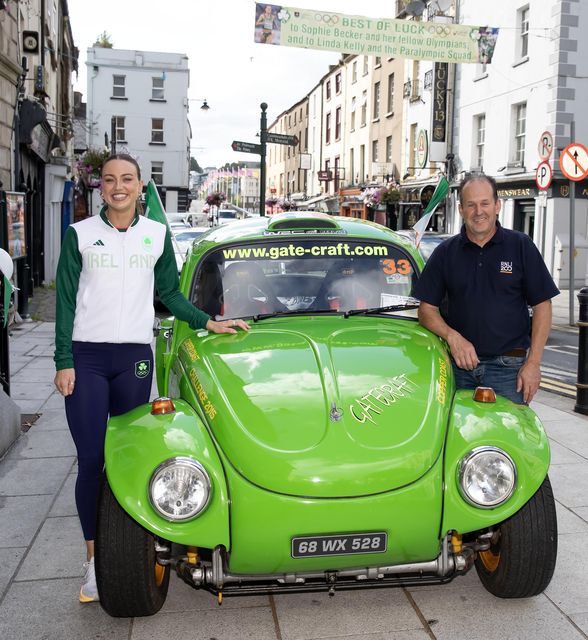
[458,446,516,508]
[149,457,211,521]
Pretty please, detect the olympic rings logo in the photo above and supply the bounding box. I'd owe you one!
[314,13,340,24]
[427,24,451,37]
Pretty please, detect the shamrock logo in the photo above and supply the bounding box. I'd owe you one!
[135,360,151,378]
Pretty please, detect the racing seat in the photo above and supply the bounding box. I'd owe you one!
[196,261,223,318]
[222,262,285,318]
[314,261,382,312]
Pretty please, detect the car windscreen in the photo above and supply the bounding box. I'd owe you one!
[191,238,418,320]
[174,231,205,243]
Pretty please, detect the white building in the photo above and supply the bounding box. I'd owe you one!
[86,47,191,212]
[454,0,588,287]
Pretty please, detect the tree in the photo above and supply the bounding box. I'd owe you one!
[190,157,203,173]
[94,31,113,48]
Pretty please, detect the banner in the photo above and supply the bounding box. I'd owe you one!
[254,3,499,64]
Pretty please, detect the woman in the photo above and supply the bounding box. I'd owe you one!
[53,154,248,603]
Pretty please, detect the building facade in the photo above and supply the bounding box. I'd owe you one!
[86,47,191,212]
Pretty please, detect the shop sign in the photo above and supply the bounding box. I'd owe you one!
[432,63,448,143]
[416,130,428,169]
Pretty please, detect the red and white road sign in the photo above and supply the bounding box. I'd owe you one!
[535,161,553,190]
[538,131,553,160]
[560,143,588,181]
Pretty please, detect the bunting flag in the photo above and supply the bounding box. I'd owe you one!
[412,176,449,248]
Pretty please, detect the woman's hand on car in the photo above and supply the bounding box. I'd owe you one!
[206,319,250,334]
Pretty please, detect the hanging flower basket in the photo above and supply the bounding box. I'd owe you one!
[206,192,225,207]
[76,147,110,189]
[363,181,400,208]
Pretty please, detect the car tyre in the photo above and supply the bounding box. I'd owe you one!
[95,478,170,617]
[474,475,557,598]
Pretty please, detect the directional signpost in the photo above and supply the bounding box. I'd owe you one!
[266,132,299,146]
[232,140,262,155]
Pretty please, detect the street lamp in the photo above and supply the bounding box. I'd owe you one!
[189,98,210,111]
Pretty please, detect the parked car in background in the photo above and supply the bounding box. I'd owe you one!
[396,230,453,262]
[96,212,557,617]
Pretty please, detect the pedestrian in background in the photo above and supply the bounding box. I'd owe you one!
[53,153,248,603]
[413,173,559,405]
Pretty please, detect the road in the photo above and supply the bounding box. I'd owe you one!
[541,327,579,398]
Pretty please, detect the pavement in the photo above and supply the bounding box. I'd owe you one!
[0,286,587,640]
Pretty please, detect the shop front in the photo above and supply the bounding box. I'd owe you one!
[398,182,445,231]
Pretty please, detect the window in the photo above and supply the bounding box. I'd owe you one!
[387,73,395,113]
[352,60,357,83]
[335,107,341,140]
[360,144,365,182]
[372,140,379,163]
[386,136,393,163]
[361,90,367,127]
[512,102,526,166]
[335,72,342,94]
[293,111,297,125]
[325,112,331,144]
[373,82,381,120]
[112,75,126,98]
[411,60,420,100]
[113,116,126,142]
[349,148,355,184]
[326,80,331,100]
[151,118,164,144]
[409,123,417,175]
[151,161,163,185]
[474,114,485,169]
[374,57,381,67]
[152,77,164,100]
[518,6,529,59]
[363,56,369,76]
[350,97,356,131]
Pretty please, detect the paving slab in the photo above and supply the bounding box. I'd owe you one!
[556,500,588,534]
[0,579,130,640]
[548,439,588,465]
[548,464,588,509]
[41,393,71,411]
[6,428,76,459]
[17,516,85,581]
[28,409,68,431]
[571,613,588,637]
[544,532,588,616]
[273,589,424,640]
[13,398,45,413]
[131,605,277,640]
[0,495,52,547]
[0,547,25,596]
[9,381,56,401]
[11,368,58,383]
[49,472,77,517]
[410,584,582,640]
[0,456,74,496]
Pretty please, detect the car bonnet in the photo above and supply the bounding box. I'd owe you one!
[178,316,451,498]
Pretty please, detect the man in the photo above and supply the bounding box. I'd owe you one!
[413,173,559,404]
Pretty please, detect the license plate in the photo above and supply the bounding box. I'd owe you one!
[291,532,387,558]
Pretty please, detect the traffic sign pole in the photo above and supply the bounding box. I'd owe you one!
[259,103,267,217]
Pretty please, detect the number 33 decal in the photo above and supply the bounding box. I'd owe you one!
[382,259,412,275]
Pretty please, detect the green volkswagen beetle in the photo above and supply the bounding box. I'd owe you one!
[95,212,557,617]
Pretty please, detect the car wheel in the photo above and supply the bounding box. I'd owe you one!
[475,475,557,598]
[95,478,170,617]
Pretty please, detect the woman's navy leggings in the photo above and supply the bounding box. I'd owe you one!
[65,341,153,540]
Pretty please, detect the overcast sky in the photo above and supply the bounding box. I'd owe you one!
[67,0,399,168]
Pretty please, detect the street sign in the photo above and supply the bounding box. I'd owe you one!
[231,140,261,154]
[266,132,299,146]
[559,142,588,181]
[538,131,553,160]
[535,161,553,190]
[416,129,428,168]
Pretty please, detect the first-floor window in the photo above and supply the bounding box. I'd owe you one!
[151,118,164,143]
[113,116,126,142]
[151,161,163,185]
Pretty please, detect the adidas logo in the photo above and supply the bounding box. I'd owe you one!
[93,240,105,246]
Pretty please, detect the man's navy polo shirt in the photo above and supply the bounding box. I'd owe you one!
[412,223,559,357]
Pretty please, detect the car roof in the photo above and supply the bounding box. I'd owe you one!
[188,212,422,256]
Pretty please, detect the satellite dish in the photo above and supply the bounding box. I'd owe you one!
[405,0,426,16]
[0,249,13,280]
